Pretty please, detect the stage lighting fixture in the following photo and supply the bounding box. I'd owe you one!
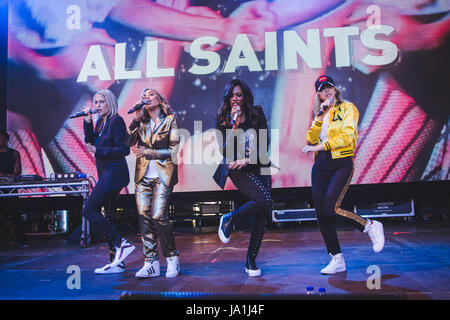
[54,172,87,180]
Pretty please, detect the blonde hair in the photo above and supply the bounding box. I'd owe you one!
[93,89,118,119]
[313,86,344,116]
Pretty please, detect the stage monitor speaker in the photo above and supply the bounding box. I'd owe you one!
[272,208,316,222]
[355,199,415,218]
[273,199,415,223]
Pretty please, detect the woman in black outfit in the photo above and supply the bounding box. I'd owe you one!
[82,89,135,274]
[215,79,272,277]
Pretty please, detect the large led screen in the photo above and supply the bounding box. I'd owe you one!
[6,0,450,192]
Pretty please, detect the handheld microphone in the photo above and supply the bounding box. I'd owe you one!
[230,106,241,126]
[69,109,99,119]
[317,97,334,116]
[127,99,150,114]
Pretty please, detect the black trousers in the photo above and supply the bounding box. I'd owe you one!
[82,177,122,248]
[312,151,367,255]
[228,169,272,261]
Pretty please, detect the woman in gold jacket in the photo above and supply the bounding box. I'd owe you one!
[127,88,180,279]
[303,75,385,275]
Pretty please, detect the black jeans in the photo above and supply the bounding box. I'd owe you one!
[82,177,122,248]
[312,151,366,255]
[228,169,272,262]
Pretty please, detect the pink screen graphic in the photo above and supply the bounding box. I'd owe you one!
[6,0,450,192]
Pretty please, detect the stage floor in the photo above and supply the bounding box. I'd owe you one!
[1,222,449,300]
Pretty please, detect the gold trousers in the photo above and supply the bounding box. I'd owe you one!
[135,177,178,261]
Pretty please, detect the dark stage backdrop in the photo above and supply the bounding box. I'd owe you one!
[6,0,450,193]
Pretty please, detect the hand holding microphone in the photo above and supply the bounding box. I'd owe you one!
[317,97,334,117]
[128,99,150,114]
[68,108,99,119]
[230,106,241,129]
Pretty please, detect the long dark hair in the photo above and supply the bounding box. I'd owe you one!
[216,79,263,128]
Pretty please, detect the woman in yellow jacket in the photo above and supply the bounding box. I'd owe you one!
[302,75,385,275]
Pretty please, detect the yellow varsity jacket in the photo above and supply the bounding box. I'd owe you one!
[306,101,359,159]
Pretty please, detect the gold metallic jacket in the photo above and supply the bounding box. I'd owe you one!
[307,101,359,159]
[127,113,179,187]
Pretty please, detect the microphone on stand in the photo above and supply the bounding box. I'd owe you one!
[317,97,334,117]
[127,99,150,114]
[68,109,99,119]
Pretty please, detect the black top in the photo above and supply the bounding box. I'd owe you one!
[213,106,271,189]
[83,114,130,191]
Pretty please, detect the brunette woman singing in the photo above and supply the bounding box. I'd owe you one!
[215,79,272,277]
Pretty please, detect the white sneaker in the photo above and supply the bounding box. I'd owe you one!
[110,239,135,268]
[321,253,346,275]
[95,262,125,274]
[135,260,160,278]
[166,256,180,278]
[364,220,385,253]
[245,267,261,277]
